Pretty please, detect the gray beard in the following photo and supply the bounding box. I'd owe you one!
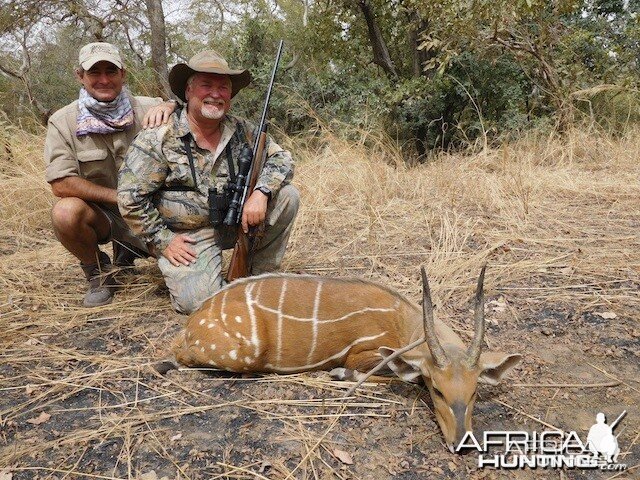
[201,105,225,120]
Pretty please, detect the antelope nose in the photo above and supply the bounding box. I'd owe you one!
[451,401,468,452]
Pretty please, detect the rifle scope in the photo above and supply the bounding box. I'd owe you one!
[223,145,253,226]
[224,40,284,227]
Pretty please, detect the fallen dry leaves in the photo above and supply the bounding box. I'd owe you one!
[332,448,354,465]
[25,412,50,425]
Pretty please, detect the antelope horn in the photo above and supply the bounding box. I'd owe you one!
[467,264,487,367]
[343,267,449,397]
[421,266,449,368]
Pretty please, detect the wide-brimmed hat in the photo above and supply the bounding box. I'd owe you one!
[169,50,251,101]
[79,42,123,70]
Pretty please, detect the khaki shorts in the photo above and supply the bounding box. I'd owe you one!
[91,203,149,254]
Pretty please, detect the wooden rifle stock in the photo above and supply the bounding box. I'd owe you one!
[226,231,249,282]
[226,131,268,282]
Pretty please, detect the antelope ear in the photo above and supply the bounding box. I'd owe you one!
[478,352,522,385]
[378,347,424,383]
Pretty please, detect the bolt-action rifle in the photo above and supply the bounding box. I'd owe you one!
[224,40,284,282]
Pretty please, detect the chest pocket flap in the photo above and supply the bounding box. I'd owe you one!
[77,149,108,162]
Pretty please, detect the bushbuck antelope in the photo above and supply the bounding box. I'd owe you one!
[171,267,522,453]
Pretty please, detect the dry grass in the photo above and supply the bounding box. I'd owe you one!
[286,123,640,311]
[1,118,639,479]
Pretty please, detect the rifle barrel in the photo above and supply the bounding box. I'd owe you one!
[237,39,285,223]
[256,40,284,143]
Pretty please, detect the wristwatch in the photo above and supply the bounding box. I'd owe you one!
[256,186,271,199]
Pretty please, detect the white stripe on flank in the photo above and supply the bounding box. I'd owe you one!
[266,331,387,372]
[306,281,323,364]
[255,279,264,303]
[245,281,260,356]
[220,290,228,325]
[251,304,396,323]
[207,296,216,318]
[275,279,287,365]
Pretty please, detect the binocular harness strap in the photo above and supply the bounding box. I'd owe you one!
[160,134,238,192]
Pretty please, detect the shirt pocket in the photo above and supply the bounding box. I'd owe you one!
[77,149,115,186]
[77,149,107,162]
[165,154,199,191]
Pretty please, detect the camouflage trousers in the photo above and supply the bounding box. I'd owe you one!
[158,184,300,315]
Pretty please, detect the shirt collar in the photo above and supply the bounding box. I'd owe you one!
[175,107,192,139]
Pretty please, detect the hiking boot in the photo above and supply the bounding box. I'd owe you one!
[81,251,117,307]
[113,241,148,271]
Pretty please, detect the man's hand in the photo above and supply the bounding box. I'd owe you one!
[241,190,269,233]
[161,234,197,267]
[142,101,177,129]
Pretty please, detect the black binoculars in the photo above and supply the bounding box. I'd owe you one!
[208,143,253,229]
[208,185,233,228]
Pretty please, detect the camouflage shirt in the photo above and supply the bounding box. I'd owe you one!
[117,108,294,252]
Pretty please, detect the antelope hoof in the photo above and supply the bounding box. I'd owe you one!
[329,367,348,380]
[154,359,179,375]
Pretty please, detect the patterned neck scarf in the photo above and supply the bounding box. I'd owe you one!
[76,87,134,137]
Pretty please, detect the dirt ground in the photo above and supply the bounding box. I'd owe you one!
[1,245,638,479]
[1,127,639,479]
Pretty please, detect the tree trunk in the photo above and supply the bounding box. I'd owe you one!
[355,0,397,79]
[144,0,171,98]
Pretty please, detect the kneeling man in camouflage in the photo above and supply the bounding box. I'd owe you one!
[118,50,299,314]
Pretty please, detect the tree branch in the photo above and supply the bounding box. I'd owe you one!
[354,0,397,79]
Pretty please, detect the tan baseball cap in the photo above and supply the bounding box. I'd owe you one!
[79,42,123,70]
[169,50,251,101]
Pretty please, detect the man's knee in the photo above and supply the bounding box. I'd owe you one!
[271,184,300,224]
[159,252,223,315]
[51,197,92,230]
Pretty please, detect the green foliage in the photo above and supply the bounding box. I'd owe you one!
[0,0,638,151]
[382,52,531,153]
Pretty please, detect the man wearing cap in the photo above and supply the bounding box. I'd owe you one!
[45,42,176,307]
[118,50,299,314]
